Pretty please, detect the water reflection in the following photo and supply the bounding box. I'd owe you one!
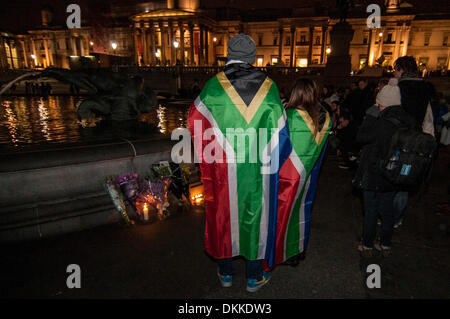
[157,104,189,135]
[0,96,190,148]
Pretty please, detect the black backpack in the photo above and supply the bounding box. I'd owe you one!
[380,117,437,189]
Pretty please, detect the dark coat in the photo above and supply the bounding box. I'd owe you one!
[398,77,433,128]
[353,105,416,192]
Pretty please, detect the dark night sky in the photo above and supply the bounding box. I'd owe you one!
[1,0,449,34]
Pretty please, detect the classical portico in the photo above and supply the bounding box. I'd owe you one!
[131,9,215,66]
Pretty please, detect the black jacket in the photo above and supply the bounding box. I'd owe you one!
[398,77,433,128]
[353,105,416,192]
[223,62,267,106]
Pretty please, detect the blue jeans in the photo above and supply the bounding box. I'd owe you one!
[362,191,395,247]
[393,191,408,223]
[218,258,263,280]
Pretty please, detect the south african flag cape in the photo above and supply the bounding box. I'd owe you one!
[188,69,292,266]
[274,108,331,265]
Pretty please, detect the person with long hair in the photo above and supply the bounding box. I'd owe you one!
[272,79,332,266]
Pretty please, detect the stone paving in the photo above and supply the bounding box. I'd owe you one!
[1,147,449,299]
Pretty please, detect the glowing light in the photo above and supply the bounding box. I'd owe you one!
[257,57,263,67]
[173,40,179,48]
[89,41,94,46]
[31,54,36,59]
[213,37,217,42]
[155,49,161,58]
[143,203,149,221]
[379,32,383,37]
[271,57,278,64]
[326,48,331,54]
[189,183,204,206]
[298,58,308,68]
[111,42,117,50]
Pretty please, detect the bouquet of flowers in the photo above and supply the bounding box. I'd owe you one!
[104,177,134,227]
[116,173,140,208]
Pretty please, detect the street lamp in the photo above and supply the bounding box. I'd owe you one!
[213,37,217,42]
[173,40,179,48]
[326,48,331,54]
[111,42,117,50]
[378,32,383,37]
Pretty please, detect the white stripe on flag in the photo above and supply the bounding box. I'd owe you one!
[194,97,240,256]
[283,149,307,261]
[299,174,311,253]
[258,112,287,259]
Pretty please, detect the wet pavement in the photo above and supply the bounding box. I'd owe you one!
[1,146,449,299]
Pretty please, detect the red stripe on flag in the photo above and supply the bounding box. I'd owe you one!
[188,103,233,258]
[274,157,301,265]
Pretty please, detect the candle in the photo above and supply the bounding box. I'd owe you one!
[143,203,149,221]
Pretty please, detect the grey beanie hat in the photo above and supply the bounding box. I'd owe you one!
[227,34,257,65]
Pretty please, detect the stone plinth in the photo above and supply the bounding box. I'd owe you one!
[325,21,354,87]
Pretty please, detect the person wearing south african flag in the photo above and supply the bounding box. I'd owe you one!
[188,34,331,292]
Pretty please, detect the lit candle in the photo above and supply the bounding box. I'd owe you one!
[143,203,149,221]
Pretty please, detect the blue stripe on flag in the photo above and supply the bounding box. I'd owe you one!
[265,121,292,267]
[302,143,327,252]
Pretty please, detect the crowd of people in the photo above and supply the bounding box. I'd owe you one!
[189,33,450,293]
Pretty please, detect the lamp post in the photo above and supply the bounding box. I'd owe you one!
[173,40,179,64]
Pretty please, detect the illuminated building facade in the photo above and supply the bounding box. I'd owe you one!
[1,0,449,72]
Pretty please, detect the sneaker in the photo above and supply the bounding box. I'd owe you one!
[338,162,350,169]
[349,156,357,162]
[374,243,391,257]
[357,244,373,258]
[246,272,271,293]
[217,269,232,288]
[393,219,403,229]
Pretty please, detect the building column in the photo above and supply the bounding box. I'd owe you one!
[179,20,185,65]
[366,28,373,64]
[147,22,156,66]
[169,21,175,65]
[289,26,295,67]
[199,25,204,65]
[377,29,384,60]
[393,27,402,63]
[188,23,194,66]
[320,26,327,64]
[79,37,85,57]
[21,40,29,68]
[223,30,228,57]
[205,27,209,65]
[134,29,140,65]
[307,26,314,65]
[401,25,410,57]
[159,21,167,65]
[71,37,77,56]
[31,38,38,67]
[278,27,283,62]
[142,28,148,65]
[43,37,50,67]
[368,29,377,66]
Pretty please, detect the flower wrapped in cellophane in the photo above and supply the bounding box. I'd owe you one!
[105,177,134,227]
[116,173,140,208]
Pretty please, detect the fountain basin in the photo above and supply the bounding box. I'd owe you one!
[0,137,175,242]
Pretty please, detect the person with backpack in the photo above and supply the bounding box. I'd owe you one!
[353,78,416,257]
[392,56,436,227]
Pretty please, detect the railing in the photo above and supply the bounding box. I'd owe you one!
[115,65,326,76]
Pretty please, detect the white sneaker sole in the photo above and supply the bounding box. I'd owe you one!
[246,277,270,293]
